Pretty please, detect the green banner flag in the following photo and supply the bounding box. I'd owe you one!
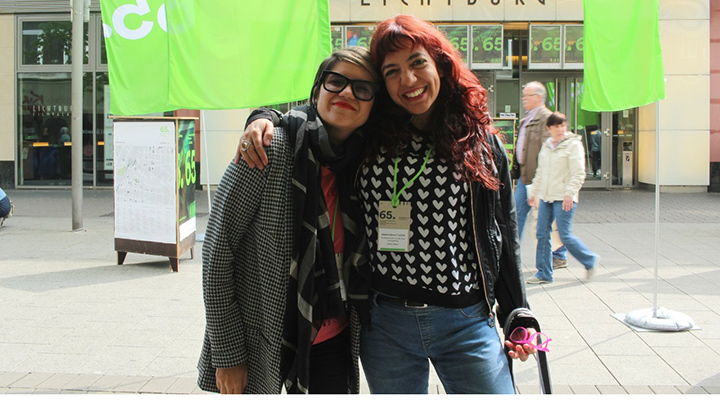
[100,0,170,115]
[165,0,331,110]
[581,0,665,112]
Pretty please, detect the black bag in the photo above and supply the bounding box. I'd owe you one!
[503,307,552,394]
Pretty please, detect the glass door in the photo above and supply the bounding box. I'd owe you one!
[569,77,608,188]
[520,75,638,189]
[569,78,637,188]
[474,71,496,116]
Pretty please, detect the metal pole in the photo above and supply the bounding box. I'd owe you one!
[202,110,212,212]
[653,101,660,317]
[71,0,84,230]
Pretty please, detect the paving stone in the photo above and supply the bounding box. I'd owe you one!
[550,385,574,394]
[31,389,63,394]
[35,373,80,389]
[165,377,200,394]
[649,385,682,394]
[597,385,628,394]
[0,372,27,387]
[4,387,36,394]
[113,376,152,393]
[623,385,654,394]
[11,372,53,388]
[139,376,178,394]
[570,385,600,394]
[86,374,128,392]
[62,374,103,391]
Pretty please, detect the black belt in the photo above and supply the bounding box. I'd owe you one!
[376,295,428,308]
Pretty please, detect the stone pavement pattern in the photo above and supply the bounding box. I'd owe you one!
[0,189,719,395]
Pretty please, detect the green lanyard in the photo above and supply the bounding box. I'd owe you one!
[392,146,433,208]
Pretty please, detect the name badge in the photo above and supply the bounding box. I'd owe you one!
[378,201,412,252]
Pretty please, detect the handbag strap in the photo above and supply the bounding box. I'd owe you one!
[503,308,553,394]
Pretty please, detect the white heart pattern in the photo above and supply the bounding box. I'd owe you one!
[358,135,481,300]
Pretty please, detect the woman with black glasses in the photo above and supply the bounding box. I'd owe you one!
[198,46,380,394]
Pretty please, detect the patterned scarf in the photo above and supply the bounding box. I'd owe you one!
[280,105,367,393]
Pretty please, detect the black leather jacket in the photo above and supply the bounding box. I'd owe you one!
[471,135,529,328]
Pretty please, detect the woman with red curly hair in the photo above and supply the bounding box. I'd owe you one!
[353,15,536,394]
[237,15,538,394]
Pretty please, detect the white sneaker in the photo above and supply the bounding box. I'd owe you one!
[526,276,552,285]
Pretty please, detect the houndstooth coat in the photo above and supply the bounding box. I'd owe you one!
[197,127,361,394]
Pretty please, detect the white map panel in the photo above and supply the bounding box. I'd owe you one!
[113,121,177,244]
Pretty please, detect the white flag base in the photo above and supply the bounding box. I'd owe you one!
[624,307,695,332]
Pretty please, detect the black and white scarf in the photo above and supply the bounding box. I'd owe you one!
[279,105,367,394]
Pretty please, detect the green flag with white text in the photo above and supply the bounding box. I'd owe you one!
[581,0,665,112]
[100,0,170,115]
[165,0,331,110]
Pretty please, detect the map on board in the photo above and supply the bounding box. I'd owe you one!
[113,121,176,244]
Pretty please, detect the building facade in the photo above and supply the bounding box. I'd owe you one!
[0,0,714,192]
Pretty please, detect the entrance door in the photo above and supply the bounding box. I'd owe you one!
[520,76,637,189]
[568,77,609,188]
[569,78,638,188]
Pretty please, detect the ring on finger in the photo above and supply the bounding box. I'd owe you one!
[240,140,252,152]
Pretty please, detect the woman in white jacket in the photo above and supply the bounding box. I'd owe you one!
[526,112,599,284]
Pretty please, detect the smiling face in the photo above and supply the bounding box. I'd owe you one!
[314,60,376,144]
[380,45,442,130]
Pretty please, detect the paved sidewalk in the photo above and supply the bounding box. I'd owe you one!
[0,188,719,395]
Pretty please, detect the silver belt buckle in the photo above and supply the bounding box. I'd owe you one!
[405,300,428,309]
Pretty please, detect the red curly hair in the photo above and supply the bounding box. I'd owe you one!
[366,15,499,190]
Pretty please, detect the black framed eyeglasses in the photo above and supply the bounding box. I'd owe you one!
[320,70,379,102]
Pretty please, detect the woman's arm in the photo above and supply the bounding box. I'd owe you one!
[490,136,527,319]
[202,158,269,391]
[490,138,537,361]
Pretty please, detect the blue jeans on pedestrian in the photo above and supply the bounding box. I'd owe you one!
[360,296,515,394]
[535,200,598,281]
[0,196,10,218]
[514,177,532,241]
[515,178,566,260]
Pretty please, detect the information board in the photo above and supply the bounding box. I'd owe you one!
[346,26,375,48]
[114,121,177,244]
[113,116,198,272]
[438,25,469,64]
[528,25,562,69]
[471,25,503,69]
[331,26,344,51]
[564,25,584,69]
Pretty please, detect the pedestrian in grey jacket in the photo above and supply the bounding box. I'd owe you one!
[198,47,381,394]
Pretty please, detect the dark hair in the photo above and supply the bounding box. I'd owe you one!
[546,112,567,127]
[367,15,499,190]
[310,46,381,108]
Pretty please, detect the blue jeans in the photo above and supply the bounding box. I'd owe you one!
[535,200,598,281]
[514,177,532,241]
[0,196,10,218]
[360,297,515,394]
[515,178,566,260]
